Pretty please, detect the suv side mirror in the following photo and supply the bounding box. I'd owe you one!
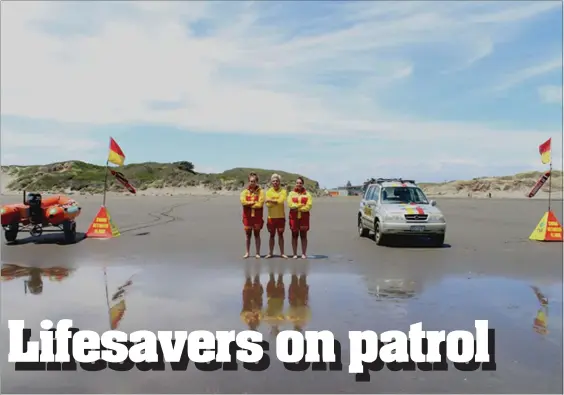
[430,200,436,206]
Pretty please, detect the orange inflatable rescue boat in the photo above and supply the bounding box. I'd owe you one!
[1,263,73,295]
[1,191,81,244]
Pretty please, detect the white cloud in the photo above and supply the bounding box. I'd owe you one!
[493,58,562,92]
[538,85,563,104]
[1,1,561,183]
[2,2,559,134]
[1,129,102,165]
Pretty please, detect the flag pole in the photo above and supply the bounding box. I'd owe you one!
[102,157,110,207]
[548,159,552,213]
[103,267,112,330]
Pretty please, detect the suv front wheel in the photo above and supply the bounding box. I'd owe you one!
[430,233,445,247]
[374,220,387,246]
[358,215,369,238]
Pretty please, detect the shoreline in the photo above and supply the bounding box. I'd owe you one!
[2,171,562,201]
[1,188,562,200]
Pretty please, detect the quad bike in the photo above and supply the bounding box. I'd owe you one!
[1,191,81,244]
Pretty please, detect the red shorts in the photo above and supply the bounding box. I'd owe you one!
[243,216,264,231]
[289,215,310,232]
[267,218,285,233]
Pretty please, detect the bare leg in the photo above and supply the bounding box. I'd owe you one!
[292,231,299,258]
[278,230,287,258]
[267,232,275,258]
[253,228,261,258]
[300,230,308,258]
[244,229,252,258]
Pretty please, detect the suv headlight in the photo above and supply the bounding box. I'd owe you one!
[385,213,404,222]
[429,214,445,223]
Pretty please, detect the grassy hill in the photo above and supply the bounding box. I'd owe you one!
[419,170,563,196]
[1,161,320,195]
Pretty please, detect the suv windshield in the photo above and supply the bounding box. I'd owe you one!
[381,186,428,204]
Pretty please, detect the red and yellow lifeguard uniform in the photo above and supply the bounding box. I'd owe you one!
[265,187,287,233]
[240,186,265,230]
[263,274,286,333]
[241,276,264,330]
[286,274,311,331]
[287,187,312,232]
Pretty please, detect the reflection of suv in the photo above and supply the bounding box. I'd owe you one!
[357,178,446,246]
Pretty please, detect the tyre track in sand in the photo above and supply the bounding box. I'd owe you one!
[117,196,213,235]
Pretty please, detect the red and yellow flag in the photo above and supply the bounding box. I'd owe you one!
[108,137,126,166]
[539,138,551,164]
[110,299,126,330]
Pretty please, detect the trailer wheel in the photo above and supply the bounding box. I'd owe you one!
[4,223,19,243]
[63,221,76,244]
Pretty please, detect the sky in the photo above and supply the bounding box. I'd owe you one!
[1,1,563,188]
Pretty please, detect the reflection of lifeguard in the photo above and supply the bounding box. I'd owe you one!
[1,264,72,295]
[263,273,285,335]
[286,274,311,331]
[241,275,263,330]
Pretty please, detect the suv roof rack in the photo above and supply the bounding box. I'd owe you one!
[375,178,416,184]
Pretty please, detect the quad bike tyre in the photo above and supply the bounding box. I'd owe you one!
[63,220,77,244]
[4,223,18,243]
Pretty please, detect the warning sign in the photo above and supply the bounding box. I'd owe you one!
[529,211,563,242]
[85,206,120,239]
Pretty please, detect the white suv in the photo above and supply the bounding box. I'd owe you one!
[357,178,446,246]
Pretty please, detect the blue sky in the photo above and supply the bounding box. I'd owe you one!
[1,1,562,188]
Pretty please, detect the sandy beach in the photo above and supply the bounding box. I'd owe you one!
[0,194,562,394]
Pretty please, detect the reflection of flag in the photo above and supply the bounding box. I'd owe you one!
[112,279,133,301]
[110,299,126,330]
[108,137,126,166]
[110,169,136,194]
[539,138,551,164]
[531,285,549,305]
[533,308,548,335]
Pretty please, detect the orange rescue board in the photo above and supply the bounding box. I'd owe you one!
[1,195,81,226]
[527,171,551,198]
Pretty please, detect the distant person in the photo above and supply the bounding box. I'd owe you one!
[287,177,313,259]
[240,172,265,258]
[265,174,288,258]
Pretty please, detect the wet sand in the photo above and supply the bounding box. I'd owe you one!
[0,195,562,393]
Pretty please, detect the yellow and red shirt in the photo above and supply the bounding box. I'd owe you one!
[287,188,312,220]
[265,187,287,219]
[240,186,265,219]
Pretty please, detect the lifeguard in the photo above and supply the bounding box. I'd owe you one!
[287,177,313,259]
[240,172,265,258]
[265,173,288,258]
